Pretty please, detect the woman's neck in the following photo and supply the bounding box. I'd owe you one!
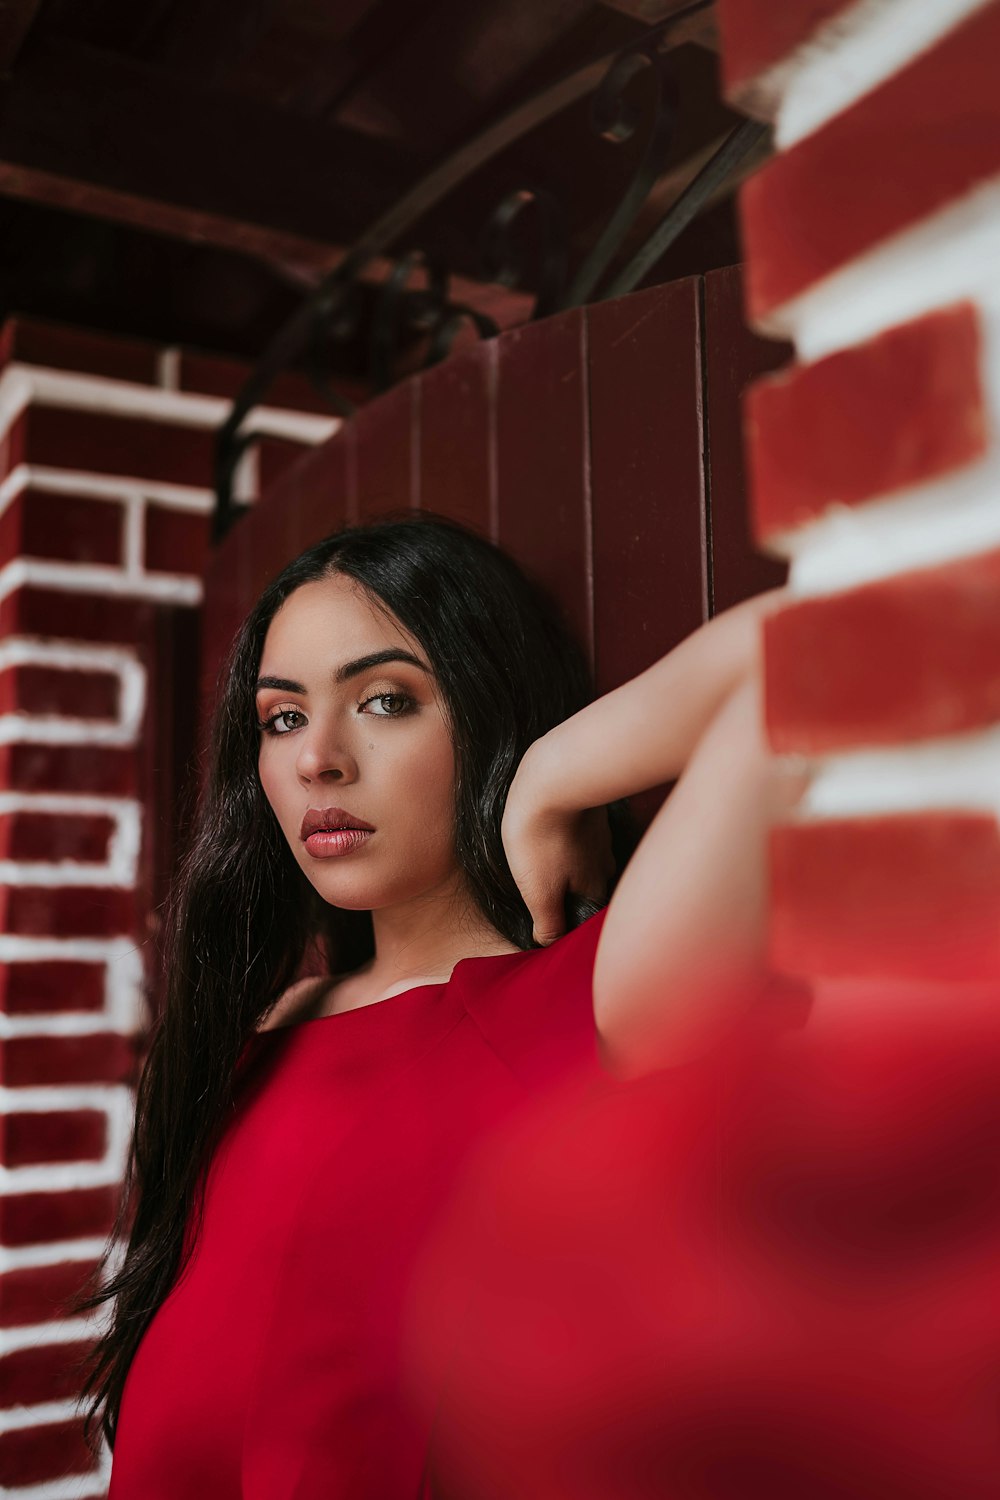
[364,875,519,991]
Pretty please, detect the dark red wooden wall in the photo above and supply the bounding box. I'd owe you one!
[200,265,788,824]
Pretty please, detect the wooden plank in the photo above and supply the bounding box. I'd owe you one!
[286,433,352,556]
[588,278,706,828]
[589,279,706,690]
[352,380,416,520]
[495,309,592,667]
[417,343,493,537]
[702,264,789,613]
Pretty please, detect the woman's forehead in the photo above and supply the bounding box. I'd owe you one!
[261,575,424,667]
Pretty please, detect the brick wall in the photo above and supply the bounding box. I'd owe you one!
[0,319,336,1497]
[715,0,1000,1008]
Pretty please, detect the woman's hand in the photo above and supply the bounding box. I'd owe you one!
[502,741,616,946]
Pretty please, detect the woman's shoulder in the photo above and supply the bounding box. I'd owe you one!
[453,905,609,1088]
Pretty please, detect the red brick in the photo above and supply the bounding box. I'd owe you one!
[0,1339,96,1406]
[143,504,210,575]
[740,4,1000,324]
[747,304,988,543]
[0,960,106,1015]
[0,585,153,644]
[20,405,215,487]
[0,1419,99,1486]
[1,1259,101,1327]
[0,742,137,795]
[1,1109,107,1167]
[0,489,124,567]
[1,1185,119,1247]
[0,1033,137,1088]
[0,408,28,477]
[0,810,116,862]
[764,548,1000,753]
[718,0,856,105]
[0,664,119,719]
[0,314,159,385]
[770,812,1000,982]
[0,885,136,938]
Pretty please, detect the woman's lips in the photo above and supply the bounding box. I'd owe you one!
[303,828,374,859]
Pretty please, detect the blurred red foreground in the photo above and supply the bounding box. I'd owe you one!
[403,991,1000,1500]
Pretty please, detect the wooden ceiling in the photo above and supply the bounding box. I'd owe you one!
[0,0,749,366]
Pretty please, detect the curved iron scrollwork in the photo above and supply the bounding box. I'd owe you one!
[561,41,679,309]
[215,0,765,541]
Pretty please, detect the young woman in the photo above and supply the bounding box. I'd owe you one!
[77,513,806,1497]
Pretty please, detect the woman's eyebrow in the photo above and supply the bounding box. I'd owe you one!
[254,650,429,696]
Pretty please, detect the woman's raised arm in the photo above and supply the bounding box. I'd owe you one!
[502,585,811,1076]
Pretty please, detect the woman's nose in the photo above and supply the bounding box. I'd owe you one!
[294,722,359,783]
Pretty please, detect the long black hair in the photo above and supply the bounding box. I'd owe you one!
[71,512,634,1451]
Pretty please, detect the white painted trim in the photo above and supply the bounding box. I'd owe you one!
[760,173,1000,361]
[0,638,145,747]
[0,463,215,517]
[792,722,1000,821]
[0,362,340,444]
[0,556,202,609]
[767,0,992,148]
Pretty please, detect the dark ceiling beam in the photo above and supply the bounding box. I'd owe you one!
[0,36,419,253]
[0,0,45,75]
[330,0,599,150]
[599,0,717,44]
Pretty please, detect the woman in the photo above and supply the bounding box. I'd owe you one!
[76,513,805,1497]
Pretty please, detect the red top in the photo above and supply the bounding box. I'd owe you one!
[108,907,606,1499]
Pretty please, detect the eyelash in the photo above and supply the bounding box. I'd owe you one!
[258,691,415,736]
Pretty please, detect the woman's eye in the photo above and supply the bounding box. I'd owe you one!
[260,709,305,735]
[361,692,413,717]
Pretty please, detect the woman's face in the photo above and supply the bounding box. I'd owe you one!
[256,573,459,912]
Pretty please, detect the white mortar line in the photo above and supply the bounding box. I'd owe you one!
[0,556,202,607]
[788,723,1000,822]
[0,937,137,965]
[0,638,146,747]
[0,1398,97,1434]
[156,347,181,391]
[0,1314,109,1359]
[783,466,1000,596]
[0,463,216,517]
[0,362,340,443]
[0,1455,113,1500]
[0,1235,112,1271]
[761,173,1000,360]
[120,492,145,575]
[771,0,991,149]
[0,793,140,878]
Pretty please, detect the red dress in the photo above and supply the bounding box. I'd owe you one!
[108,908,606,1499]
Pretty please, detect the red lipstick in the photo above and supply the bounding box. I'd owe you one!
[300,806,375,859]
